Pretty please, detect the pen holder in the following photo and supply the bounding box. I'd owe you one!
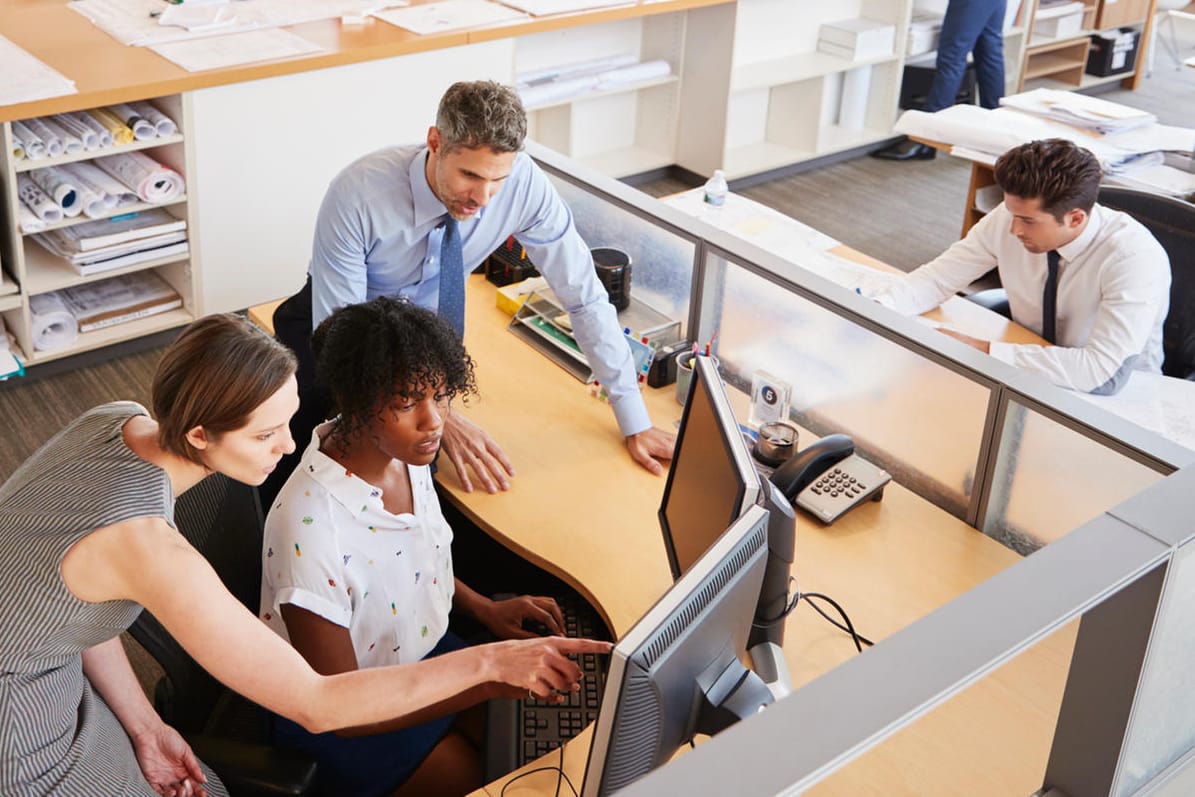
[592,247,632,312]
[676,352,718,406]
[753,421,798,467]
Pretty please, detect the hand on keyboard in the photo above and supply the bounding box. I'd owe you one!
[478,593,566,639]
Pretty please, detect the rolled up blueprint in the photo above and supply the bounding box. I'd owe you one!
[63,160,136,207]
[59,162,116,217]
[51,112,100,150]
[72,110,114,149]
[518,75,600,108]
[108,103,158,141]
[40,116,84,155]
[594,59,671,89]
[87,107,134,145]
[12,120,48,160]
[517,53,638,88]
[12,140,24,161]
[22,116,64,157]
[93,151,185,203]
[129,101,177,137]
[17,174,63,224]
[29,292,79,352]
[29,166,82,217]
[18,200,48,234]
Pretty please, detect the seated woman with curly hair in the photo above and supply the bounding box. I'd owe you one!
[261,296,571,797]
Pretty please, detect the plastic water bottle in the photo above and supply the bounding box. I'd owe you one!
[702,169,727,207]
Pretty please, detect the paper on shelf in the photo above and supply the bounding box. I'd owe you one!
[29,292,79,351]
[58,271,183,333]
[0,34,77,107]
[71,110,115,148]
[92,151,185,203]
[29,166,85,218]
[59,162,122,215]
[108,103,159,141]
[17,175,63,224]
[62,160,139,207]
[11,121,48,161]
[149,27,325,72]
[373,0,524,35]
[18,202,49,234]
[51,112,102,150]
[129,101,177,137]
[22,117,66,158]
[516,53,636,87]
[88,107,135,145]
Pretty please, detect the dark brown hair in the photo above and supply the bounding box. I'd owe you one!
[152,314,297,464]
[994,139,1102,221]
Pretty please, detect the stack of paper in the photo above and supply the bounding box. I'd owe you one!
[31,208,188,276]
[0,34,77,107]
[1000,89,1157,134]
[57,271,183,333]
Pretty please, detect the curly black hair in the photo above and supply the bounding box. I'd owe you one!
[311,296,476,446]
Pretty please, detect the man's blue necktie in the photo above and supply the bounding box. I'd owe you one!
[438,216,465,337]
[1042,249,1060,345]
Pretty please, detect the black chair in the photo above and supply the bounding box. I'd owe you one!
[964,186,1195,380]
[128,474,317,797]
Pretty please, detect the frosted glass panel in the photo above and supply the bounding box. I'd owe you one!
[547,174,694,336]
[983,402,1164,554]
[1116,544,1195,796]
[707,252,990,517]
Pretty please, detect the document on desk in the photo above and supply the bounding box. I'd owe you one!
[0,35,77,107]
[372,0,525,34]
[149,28,325,72]
[1075,372,1195,453]
[496,0,634,15]
[999,88,1156,133]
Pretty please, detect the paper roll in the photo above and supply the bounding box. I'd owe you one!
[64,160,136,207]
[18,200,48,234]
[58,162,113,217]
[108,103,158,141]
[40,116,84,155]
[22,117,64,158]
[12,121,47,161]
[12,141,24,161]
[29,292,79,352]
[17,174,64,223]
[72,111,114,149]
[87,107,134,146]
[92,151,185,203]
[594,59,671,89]
[29,166,82,217]
[51,112,100,150]
[129,101,177,137]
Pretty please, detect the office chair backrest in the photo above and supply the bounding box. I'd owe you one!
[129,473,266,734]
[1098,186,1195,380]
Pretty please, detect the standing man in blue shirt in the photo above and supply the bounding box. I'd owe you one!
[268,81,675,502]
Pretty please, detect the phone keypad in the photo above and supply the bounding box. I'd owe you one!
[797,454,892,524]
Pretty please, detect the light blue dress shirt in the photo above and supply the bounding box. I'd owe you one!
[308,145,649,436]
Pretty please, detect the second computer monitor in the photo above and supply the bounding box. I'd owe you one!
[659,354,762,579]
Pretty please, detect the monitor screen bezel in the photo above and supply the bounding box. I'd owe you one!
[658,354,762,580]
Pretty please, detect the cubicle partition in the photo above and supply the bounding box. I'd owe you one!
[531,141,1195,796]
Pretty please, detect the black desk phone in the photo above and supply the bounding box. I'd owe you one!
[767,433,891,524]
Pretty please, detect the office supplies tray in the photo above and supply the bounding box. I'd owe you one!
[508,288,680,382]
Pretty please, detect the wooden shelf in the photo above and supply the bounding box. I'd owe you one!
[23,308,194,366]
[23,240,190,297]
[1023,37,1091,84]
[0,294,21,314]
[723,140,816,180]
[731,52,899,93]
[577,145,674,177]
[523,74,679,112]
[13,134,185,173]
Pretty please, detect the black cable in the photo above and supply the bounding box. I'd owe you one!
[497,745,579,797]
[801,592,874,652]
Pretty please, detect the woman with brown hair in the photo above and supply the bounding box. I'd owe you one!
[0,313,607,797]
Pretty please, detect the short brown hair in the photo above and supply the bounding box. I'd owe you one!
[435,81,527,154]
[994,139,1102,221]
[152,314,297,464]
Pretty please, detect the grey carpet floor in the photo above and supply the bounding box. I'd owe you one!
[2,26,1192,482]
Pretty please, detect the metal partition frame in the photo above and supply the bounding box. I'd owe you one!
[528,142,1195,795]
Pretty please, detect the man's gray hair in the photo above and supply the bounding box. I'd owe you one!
[436,81,527,154]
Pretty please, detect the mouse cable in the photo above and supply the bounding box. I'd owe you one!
[499,749,579,797]
[800,591,874,652]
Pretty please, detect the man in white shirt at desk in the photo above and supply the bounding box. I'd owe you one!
[874,139,1170,395]
[269,81,675,500]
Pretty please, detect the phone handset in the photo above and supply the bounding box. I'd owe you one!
[769,433,892,525]
[769,433,854,503]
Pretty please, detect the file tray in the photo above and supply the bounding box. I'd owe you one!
[509,288,681,383]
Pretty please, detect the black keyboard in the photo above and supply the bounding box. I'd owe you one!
[485,592,610,780]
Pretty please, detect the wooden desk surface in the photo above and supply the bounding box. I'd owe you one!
[435,276,1074,797]
[0,0,732,123]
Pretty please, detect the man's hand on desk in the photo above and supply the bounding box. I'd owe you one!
[625,427,677,476]
[937,326,992,354]
[441,411,515,493]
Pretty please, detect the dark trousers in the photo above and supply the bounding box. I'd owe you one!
[926,0,1006,111]
[262,277,331,508]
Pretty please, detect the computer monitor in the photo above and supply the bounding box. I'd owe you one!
[659,354,761,579]
[660,354,797,690]
[581,504,774,797]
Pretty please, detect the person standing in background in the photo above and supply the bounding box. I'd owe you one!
[875,0,1007,160]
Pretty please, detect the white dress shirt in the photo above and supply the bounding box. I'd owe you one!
[261,422,455,668]
[876,203,1170,394]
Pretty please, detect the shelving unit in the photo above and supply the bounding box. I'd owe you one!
[0,94,199,369]
[1014,0,1157,91]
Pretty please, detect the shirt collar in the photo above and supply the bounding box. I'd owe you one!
[1057,203,1104,264]
[299,421,383,520]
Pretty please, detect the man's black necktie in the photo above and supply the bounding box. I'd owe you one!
[1041,249,1060,344]
[438,216,464,337]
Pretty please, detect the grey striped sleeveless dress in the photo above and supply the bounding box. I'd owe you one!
[0,402,227,796]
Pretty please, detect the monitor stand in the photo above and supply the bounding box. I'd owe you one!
[748,482,797,699]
